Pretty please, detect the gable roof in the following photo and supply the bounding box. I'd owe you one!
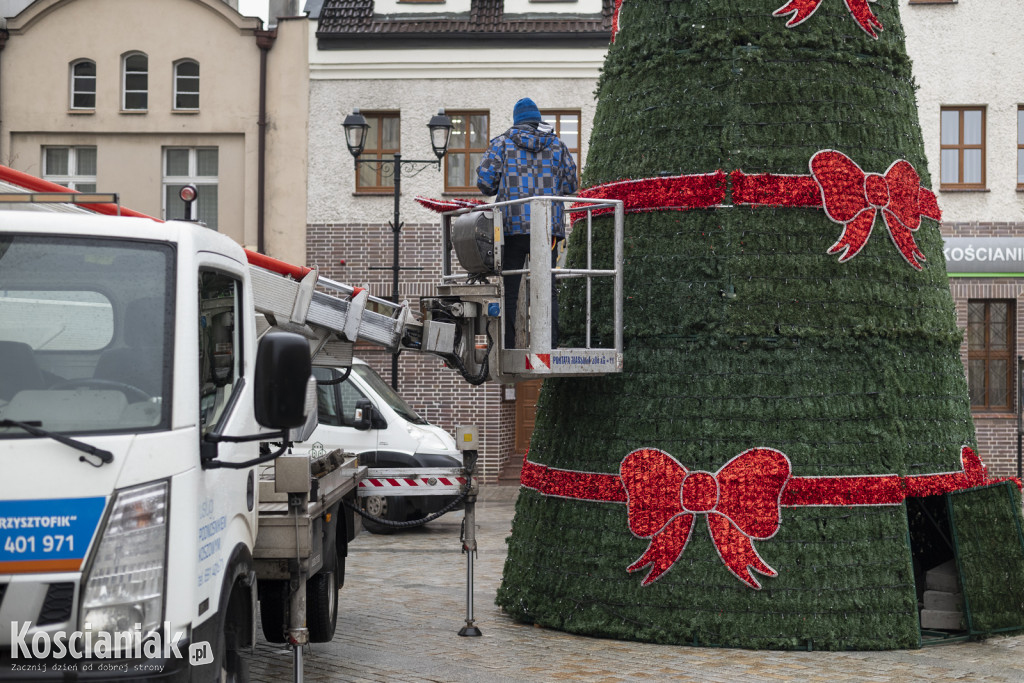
[316,0,613,44]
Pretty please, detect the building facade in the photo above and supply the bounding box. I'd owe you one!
[0,0,308,259]
[307,0,610,481]
[904,0,1024,477]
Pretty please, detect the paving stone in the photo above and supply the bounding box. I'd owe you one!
[244,488,1024,682]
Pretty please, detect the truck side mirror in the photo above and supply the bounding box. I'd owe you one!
[353,398,374,431]
[254,331,314,430]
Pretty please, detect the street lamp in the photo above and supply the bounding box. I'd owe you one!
[343,108,453,389]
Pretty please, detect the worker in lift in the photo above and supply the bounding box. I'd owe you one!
[476,97,578,349]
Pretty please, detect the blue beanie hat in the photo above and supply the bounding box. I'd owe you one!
[513,98,542,125]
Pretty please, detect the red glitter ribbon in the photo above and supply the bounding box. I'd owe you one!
[416,151,942,270]
[734,150,943,270]
[521,446,1018,589]
[772,0,884,39]
[414,196,485,213]
[572,171,728,219]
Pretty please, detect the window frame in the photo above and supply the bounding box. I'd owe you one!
[162,147,219,229]
[967,299,1015,413]
[940,106,986,190]
[444,110,490,194]
[540,109,582,181]
[69,59,96,111]
[122,51,149,112]
[1017,106,1023,191]
[354,111,400,194]
[198,269,243,438]
[42,145,98,192]
[173,59,200,112]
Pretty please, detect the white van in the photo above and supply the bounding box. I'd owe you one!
[305,358,463,533]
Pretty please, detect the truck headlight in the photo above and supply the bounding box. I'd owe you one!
[81,481,168,641]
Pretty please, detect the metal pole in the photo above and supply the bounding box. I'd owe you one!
[457,426,482,637]
[529,197,552,353]
[391,153,402,390]
[288,492,309,683]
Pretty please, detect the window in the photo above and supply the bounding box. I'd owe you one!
[1018,107,1023,189]
[445,111,489,193]
[940,106,985,189]
[199,271,242,436]
[173,60,200,111]
[122,52,148,111]
[355,112,400,192]
[312,367,373,428]
[541,109,581,179]
[967,300,1015,411]
[0,236,172,433]
[70,59,96,110]
[42,146,97,192]
[163,148,218,229]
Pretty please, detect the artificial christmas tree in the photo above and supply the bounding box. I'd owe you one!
[492,0,1024,649]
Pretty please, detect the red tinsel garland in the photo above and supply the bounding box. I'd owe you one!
[520,446,1021,589]
[415,152,942,270]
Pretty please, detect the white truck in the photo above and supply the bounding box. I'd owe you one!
[0,189,623,681]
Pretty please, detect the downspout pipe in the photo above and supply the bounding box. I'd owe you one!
[0,25,8,165]
[255,28,277,255]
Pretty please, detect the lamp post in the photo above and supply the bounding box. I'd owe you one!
[343,108,453,390]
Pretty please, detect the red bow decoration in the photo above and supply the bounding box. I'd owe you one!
[773,0,883,39]
[811,150,932,270]
[620,447,792,589]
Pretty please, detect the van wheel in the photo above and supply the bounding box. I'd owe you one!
[306,561,339,642]
[361,495,404,534]
[258,579,288,643]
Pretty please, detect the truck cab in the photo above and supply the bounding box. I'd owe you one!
[0,212,317,681]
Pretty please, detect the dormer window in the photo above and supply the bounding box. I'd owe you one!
[122,52,148,111]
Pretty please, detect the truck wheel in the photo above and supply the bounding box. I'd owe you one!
[258,579,288,643]
[218,646,248,683]
[306,562,339,642]
[216,613,249,683]
[361,495,403,535]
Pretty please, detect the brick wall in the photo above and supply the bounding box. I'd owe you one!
[943,221,1024,478]
[309,219,1024,482]
[308,220,515,482]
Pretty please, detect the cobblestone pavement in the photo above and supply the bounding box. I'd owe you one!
[246,487,1024,682]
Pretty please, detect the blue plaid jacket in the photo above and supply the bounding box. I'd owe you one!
[476,124,578,237]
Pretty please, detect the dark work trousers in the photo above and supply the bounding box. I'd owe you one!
[502,233,560,349]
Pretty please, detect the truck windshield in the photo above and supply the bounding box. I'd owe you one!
[352,364,429,426]
[0,234,174,436]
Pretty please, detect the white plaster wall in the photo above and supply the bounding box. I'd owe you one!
[307,76,599,224]
[902,0,1024,224]
[503,0,602,15]
[310,45,605,80]
[370,0,600,16]
[372,0,471,14]
[308,21,604,226]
